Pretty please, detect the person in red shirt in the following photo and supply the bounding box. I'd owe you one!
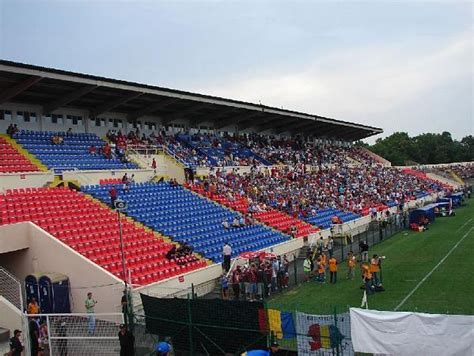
[109,186,118,208]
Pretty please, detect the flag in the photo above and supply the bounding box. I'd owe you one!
[296,311,354,355]
[267,309,296,339]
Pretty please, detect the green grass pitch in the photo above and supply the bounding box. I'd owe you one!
[269,198,474,315]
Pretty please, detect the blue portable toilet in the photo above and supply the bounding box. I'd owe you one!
[38,273,71,313]
[25,273,42,312]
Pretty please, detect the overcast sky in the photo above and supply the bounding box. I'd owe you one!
[0,0,472,143]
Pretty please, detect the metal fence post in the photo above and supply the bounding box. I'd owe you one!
[293,253,298,286]
[334,305,340,356]
[187,294,194,356]
[47,315,53,355]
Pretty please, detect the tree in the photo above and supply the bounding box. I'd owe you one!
[367,132,473,165]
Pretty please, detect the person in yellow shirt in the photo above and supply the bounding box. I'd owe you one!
[347,251,356,280]
[361,263,374,295]
[316,257,325,283]
[370,254,380,286]
[27,297,39,315]
[328,256,338,284]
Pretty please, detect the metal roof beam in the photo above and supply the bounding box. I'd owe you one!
[90,92,143,118]
[189,111,230,127]
[214,113,253,130]
[127,98,177,120]
[275,120,315,135]
[255,117,286,132]
[43,84,97,115]
[0,75,42,104]
[271,119,308,134]
[233,111,268,131]
[172,102,209,118]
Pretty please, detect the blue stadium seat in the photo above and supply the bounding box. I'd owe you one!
[83,182,289,262]
[13,130,138,172]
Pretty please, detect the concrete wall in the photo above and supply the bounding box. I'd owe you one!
[0,222,124,313]
[154,154,186,183]
[0,172,54,192]
[0,296,22,336]
[0,223,29,253]
[62,168,157,186]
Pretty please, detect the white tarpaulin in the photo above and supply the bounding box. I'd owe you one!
[350,308,474,356]
[296,312,354,355]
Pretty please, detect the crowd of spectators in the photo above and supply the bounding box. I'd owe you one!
[191,163,444,217]
[438,163,474,181]
[224,254,290,301]
[103,128,380,168]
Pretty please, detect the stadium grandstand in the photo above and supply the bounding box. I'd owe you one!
[0,60,471,355]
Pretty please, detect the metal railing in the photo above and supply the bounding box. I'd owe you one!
[0,266,23,311]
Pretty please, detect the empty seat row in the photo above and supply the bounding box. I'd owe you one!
[0,186,206,285]
[82,182,290,263]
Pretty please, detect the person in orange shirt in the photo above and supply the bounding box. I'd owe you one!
[329,256,338,283]
[361,263,374,294]
[347,251,356,280]
[370,254,381,286]
[316,257,325,283]
[27,297,39,315]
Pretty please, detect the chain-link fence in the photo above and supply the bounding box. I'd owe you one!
[23,313,123,355]
[0,266,23,310]
[130,294,357,355]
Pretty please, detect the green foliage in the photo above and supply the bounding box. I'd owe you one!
[369,132,473,165]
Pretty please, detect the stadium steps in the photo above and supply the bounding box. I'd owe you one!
[1,187,207,285]
[448,170,465,185]
[359,147,392,166]
[0,134,48,172]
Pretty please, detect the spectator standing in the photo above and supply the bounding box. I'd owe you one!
[231,266,241,300]
[9,329,23,356]
[121,290,129,325]
[316,236,324,254]
[85,292,98,334]
[109,186,118,208]
[329,256,338,284]
[28,317,39,356]
[316,257,325,283]
[220,273,229,300]
[347,251,356,280]
[303,255,312,282]
[370,254,381,286]
[27,297,40,315]
[222,242,232,272]
[271,258,280,292]
[118,323,135,356]
[327,237,334,258]
[360,241,369,262]
[362,263,374,295]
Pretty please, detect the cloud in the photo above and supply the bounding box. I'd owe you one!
[192,32,472,141]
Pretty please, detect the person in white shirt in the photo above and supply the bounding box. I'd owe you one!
[222,219,230,229]
[222,242,232,272]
